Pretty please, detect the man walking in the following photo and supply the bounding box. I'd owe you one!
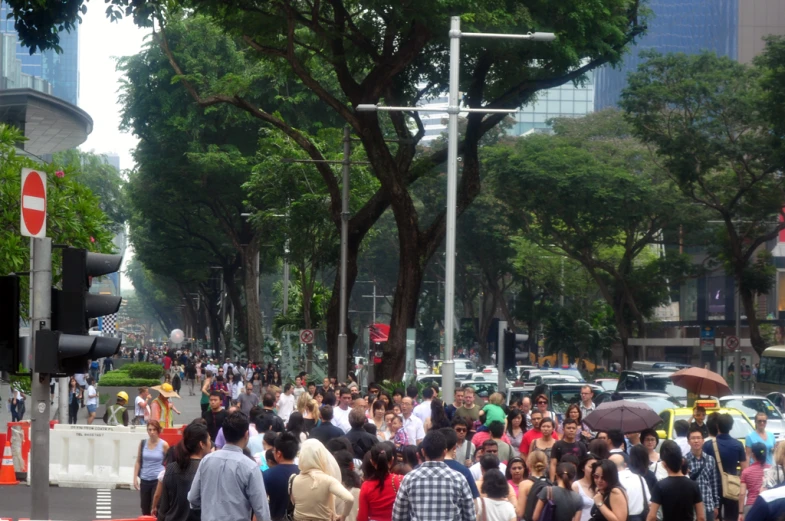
[188,411,271,521]
[85,376,98,425]
[647,441,705,521]
[579,385,596,440]
[238,382,259,417]
[263,432,300,521]
[202,391,227,441]
[401,396,425,445]
[391,430,475,521]
[332,387,353,433]
[413,387,435,423]
[276,383,296,424]
[309,405,344,445]
[686,425,720,521]
[704,413,747,521]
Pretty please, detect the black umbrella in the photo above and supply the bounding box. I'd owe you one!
[583,400,661,434]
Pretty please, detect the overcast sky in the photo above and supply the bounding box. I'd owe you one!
[78,8,149,172]
[77,10,149,290]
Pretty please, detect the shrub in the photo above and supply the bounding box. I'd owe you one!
[98,370,160,388]
[125,362,163,379]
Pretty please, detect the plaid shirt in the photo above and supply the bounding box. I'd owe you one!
[392,461,475,521]
[393,428,410,447]
[686,451,720,511]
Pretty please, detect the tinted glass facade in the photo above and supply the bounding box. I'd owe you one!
[511,72,594,136]
[0,2,78,105]
[595,0,738,110]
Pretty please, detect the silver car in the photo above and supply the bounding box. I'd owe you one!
[719,395,785,441]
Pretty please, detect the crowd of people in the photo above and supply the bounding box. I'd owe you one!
[83,351,785,521]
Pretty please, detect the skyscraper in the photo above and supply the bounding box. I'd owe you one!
[595,0,785,110]
[0,2,79,105]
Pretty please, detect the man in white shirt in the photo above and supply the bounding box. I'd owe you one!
[276,383,296,424]
[579,385,597,440]
[292,376,306,400]
[470,441,508,480]
[332,388,353,433]
[610,453,650,519]
[401,396,425,445]
[413,387,434,423]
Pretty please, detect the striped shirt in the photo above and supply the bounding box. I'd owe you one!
[741,462,770,506]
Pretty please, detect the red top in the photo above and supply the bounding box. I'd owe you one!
[163,355,172,370]
[520,429,559,456]
[741,462,770,506]
[357,474,404,521]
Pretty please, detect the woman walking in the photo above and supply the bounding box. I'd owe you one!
[507,410,525,459]
[370,400,389,440]
[133,420,169,516]
[529,418,557,460]
[573,453,599,521]
[477,469,519,521]
[589,459,628,521]
[518,450,549,521]
[424,399,451,431]
[153,422,211,521]
[291,439,355,521]
[357,444,402,521]
[505,457,526,497]
[532,462,583,521]
[740,442,770,519]
[200,370,213,414]
[67,377,81,425]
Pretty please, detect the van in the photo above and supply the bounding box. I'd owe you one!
[617,370,688,406]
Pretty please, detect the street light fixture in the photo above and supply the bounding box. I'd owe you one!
[356,16,555,405]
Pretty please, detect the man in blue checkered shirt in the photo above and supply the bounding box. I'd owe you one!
[686,425,720,521]
[392,430,475,521]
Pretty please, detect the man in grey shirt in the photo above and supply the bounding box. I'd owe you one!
[188,411,271,521]
[238,383,259,417]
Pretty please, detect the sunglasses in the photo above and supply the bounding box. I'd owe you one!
[537,401,548,405]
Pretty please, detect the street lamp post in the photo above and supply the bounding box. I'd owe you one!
[358,16,554,405]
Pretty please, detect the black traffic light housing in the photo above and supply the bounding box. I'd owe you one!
[47,248,123,374]
[503,328,516,373]
[0,275,20,373]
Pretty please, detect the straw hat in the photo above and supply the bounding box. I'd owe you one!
[151,383,180,399]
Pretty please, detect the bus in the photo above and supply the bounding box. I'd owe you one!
[756,346,785,394]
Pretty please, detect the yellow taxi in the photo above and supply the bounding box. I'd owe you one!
[655,399,755,444]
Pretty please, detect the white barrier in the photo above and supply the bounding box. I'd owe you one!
[43,424,148,489]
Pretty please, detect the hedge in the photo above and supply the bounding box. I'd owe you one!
[125,362,164,379]
[98,368,160,388]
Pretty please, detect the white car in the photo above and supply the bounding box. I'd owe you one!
[719,395,785,441]
[415,359,430,375]
[471,365,498,381]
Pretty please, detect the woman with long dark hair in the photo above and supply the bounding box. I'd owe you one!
[287,412,308,442]
[629,444,657,493]
[506,410,525,459]
[333,449,361,521]
[573,453,599,521]
[505,457,527,498]
[358,444,402,521]
[589,459,628,521]
[425,399,451,431]
[154,422,211,521]
[67,377,81,425]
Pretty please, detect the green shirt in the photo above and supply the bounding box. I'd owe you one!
[481,403,506,426]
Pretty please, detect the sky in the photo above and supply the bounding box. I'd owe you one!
[77,10,150,290]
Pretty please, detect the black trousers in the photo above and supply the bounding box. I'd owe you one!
[719,497,738,521]
[139,478,158,515]
[200,402,209,413]
[68,400,79,424]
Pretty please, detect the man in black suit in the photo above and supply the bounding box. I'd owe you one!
[309,405,345,445]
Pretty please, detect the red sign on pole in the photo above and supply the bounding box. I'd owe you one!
[20,168,46,238]
[726,335,740,352]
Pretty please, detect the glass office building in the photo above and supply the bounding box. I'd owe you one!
[510,71,594,136]
[0,2,79,106]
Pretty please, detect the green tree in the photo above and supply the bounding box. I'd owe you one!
[490,110,695,367]
[0,125,114,316]
[621,49,785,356]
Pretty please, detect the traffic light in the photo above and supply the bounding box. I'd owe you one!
[503,328,516,373]
[46,248,123,374]
[0,275,20,373]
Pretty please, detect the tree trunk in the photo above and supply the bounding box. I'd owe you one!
[381,228,424,380]
[740,286,767,356]
[241,243,263,363]
[325,235,360,378]
[225,273,247,353]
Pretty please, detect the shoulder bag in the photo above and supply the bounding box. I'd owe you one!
[538,486,556,521]
[284,473,296,521]
[712,438,740,500]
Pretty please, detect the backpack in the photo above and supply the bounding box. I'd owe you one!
[537,486,556,521]
[523,476,553,521]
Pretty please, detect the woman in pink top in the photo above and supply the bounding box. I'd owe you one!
[357,445,403,521]
[740,442,770,519]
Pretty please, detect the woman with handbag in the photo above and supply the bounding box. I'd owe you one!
[533,462,583,521]
[477,469,518,521]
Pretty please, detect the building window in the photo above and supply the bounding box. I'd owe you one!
[680,278,697,321]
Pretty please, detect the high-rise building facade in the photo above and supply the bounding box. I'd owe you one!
[595,0,785,110]
[0,2,79,105]
[510,72,594,136]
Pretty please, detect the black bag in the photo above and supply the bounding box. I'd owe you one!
[283,474,296,521]
[523,476,553,521]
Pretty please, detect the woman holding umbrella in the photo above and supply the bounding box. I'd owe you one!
[150,383,181,428]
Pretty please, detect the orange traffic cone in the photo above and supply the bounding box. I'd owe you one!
[0,441,19,485]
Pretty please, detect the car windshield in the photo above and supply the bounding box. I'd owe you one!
[721,398,783,420]
[471,382,497,398]
[550,387,586,414]
[416,361,428,369]
[636,397,683,414]
[599,380,618,391]
[674,413,753,439]
[644,376,687,400]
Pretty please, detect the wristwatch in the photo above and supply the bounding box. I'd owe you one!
[595,501,604,508]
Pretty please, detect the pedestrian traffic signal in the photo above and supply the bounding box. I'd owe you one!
[0,275,20,373]
[503,328,516,372]
[45,248,123,374]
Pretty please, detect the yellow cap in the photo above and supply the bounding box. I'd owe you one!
[116,391,129,402]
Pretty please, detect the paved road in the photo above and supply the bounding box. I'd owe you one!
[0,485,141,520]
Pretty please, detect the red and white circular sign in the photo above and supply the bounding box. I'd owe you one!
[20,169,47,238]
[300,329,314,344]
[726,335,740,352]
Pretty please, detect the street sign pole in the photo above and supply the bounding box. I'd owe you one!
[734,285,741,394]
[30,237,51,520]
[497,321,507,391]
[337,126,351,384]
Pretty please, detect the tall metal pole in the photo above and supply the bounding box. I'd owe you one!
[734,284,741,393]
[337,126,351,383]
[283,239,290,316]
[30,237,52,519]
[498,321,507,391]
[372,284,377,325]
[441,16,461,407]
[58,376,68,424]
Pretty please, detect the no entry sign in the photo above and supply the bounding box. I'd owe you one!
[20,168,46,238]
